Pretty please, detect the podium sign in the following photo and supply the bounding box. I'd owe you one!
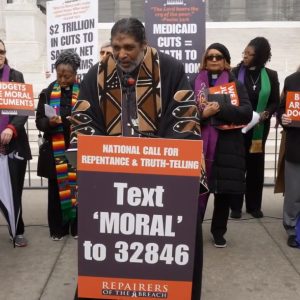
[77,135,202,300]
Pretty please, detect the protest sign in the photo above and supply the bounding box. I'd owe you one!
[0,82,34,116]
[209,82,245,130]
[145,0,206,78]
[286,91,300,127]
[46,0,98,82]
[77,135,202,299]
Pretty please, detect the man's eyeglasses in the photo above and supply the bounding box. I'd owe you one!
[0,50,6,55]
[206,55,224,61]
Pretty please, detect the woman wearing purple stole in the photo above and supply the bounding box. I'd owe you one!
[191,43,252,247]
[0,39,31,247]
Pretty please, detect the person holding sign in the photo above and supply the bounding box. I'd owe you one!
[277,70,300,248]
[191,43,252,247]
[0,39,31,247]
[70,17,203,300]
[36,50,80,241]
[231,37,280,219]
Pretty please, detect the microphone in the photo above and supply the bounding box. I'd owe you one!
[125,76,136,87]
[122,74,136,91]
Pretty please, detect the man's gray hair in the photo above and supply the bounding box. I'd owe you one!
[100,41,111,49]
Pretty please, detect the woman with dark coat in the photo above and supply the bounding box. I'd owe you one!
[277,70,300,248]
[191,43,252,247]
[36,50,80,240]
[0,39,31,247]
[231,37,280,219]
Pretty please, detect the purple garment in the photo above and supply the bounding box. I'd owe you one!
[0,64,10,82]
[194,70,230,220]
[0,65,10,134]
[296,216,300,248]
[0,115,9,133]
[195,70,229,174]
[237,64,246,83]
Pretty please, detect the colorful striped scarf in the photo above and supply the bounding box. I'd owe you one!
[50,82,79,222]
[238,65,271,153]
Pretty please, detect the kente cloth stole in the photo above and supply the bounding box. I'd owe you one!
[97,46,162,135]
[238,66,271,153]
[50,82,79,222]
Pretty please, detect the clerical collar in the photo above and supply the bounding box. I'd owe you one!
[249,66,256,70]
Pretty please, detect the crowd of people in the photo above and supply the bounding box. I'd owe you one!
[1,16,300,300]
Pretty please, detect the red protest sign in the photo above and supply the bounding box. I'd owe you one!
[0,82,35,116]
[209,82,244,130]
[286,91,300,126]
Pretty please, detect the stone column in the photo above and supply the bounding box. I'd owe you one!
[114,0,131,20]
[4,0,45,66]
[4,0,46,96]
[0,1,6,39]
[12,0,36,4]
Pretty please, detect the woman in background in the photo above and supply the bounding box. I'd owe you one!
[0,39,31,247]
[36,50,80,240]
[191,43,252,247]
[277,69,300,248]
[231,37,280,219]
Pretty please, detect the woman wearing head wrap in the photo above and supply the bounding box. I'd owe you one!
[0,39,32,247]
[191,43,252,247]
[231,37,280,219]
[36,50,81,240]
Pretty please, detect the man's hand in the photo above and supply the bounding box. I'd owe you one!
[202,102,220,119]
[49,116,62,127]
[0,128,14,145]
[281,113,292,126]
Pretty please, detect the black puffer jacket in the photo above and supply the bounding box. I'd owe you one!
[209,78,252,194]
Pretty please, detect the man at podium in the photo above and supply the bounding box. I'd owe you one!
[71,17,203,300]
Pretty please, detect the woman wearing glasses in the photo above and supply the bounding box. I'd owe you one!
[191,43,252,247]
[230,37,280,219]
[0,39,31,247]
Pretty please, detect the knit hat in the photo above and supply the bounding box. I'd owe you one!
[207,43,231,64]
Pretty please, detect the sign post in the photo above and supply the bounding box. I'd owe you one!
[77,135,202,300]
